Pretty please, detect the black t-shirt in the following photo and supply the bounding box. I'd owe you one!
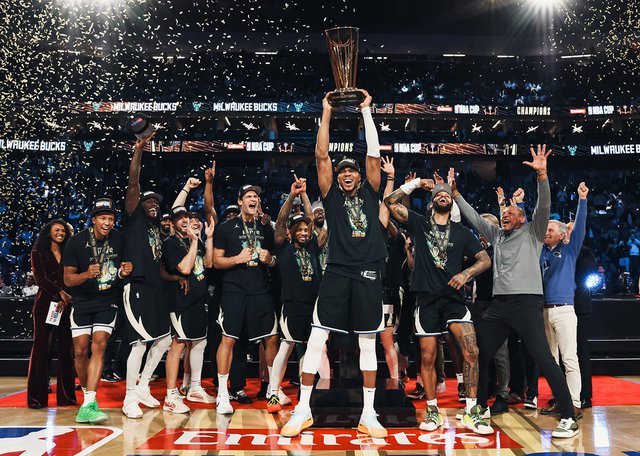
[405,210,483,301]
[122,205,163,289]
[61,228,123,310]
[163,235,208,312]
[385,232,406,288]
[277,238,322,307]
[322,181,387,267]
[214,216,274,295]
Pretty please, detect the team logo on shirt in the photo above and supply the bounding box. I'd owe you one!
[193,255,205,281]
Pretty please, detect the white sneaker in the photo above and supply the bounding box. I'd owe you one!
[456,406,490,420]
[187,386,216,404]
[436,381,447,394]
[163,394,191,414]
[461,405,494,435]
[420,405,444,431]
[216,395,234,415]
[551,418,579,438]
[136,387,160,408]
[281,406,313,437]
[278,388,292,406]
[357,412,388,438]
[122,398,143,419]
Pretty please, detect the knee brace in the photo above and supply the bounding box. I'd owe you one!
[301,327,329,375]
[358,333,377,371]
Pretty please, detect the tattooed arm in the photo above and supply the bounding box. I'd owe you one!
[447,250,491,290]
[383,188,410,225]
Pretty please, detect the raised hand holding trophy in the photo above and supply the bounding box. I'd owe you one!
[325,26,365,107]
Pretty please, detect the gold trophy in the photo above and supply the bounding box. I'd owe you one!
[325,26,365,107]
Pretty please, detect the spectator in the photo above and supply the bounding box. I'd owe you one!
[22,272,39,297]
[0,273,12,297]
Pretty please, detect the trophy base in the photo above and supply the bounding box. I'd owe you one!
[328,89,365,107]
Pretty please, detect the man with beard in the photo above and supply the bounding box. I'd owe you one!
[282,90,388,439]
[223,205,240,221]
[121,132,173,419]
[162,206,215,413]
[266,177,327,413]
[63,198,133,423]
[160,213,172,239]
[384,181,493,435]
[451,145,580,438]
[311,201,328,272]
[213,184,278,415]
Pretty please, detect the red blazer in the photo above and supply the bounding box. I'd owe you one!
[30,248,65,315]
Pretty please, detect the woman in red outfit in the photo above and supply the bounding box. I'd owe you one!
[27,219,77,408]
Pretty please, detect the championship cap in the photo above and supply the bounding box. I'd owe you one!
[90,198,116,216]
[129,114,156,140]
[140,190,163,203]
[238,184,262,198]
[171,206,189,220]
[335,157,360,173]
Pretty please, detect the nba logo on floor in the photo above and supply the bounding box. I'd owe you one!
[0,426,122,456]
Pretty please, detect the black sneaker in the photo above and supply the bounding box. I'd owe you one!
[230,390,252,404]
[490,395,508,415]
[257,381,269,399]
[581,398,592,409]
[458,383,466,403]
[407,383,425,400]
[524,395,538,409]
[101,371,119,382]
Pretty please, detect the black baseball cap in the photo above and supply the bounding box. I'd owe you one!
[223,204,240,217]
[140,190,163,203]
[90,198,116,216]
[335,157,361,173]
[161,213,171,221]
[188,211,201,220]
[171,206,189,220]
[288,214,311,228]
[238,185,262,199]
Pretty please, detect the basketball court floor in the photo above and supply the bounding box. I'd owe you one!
[0,377,639,455]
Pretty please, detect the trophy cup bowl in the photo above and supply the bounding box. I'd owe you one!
[325,26,365,107]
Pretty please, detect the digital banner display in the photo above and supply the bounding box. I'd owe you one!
[69,101,638,117]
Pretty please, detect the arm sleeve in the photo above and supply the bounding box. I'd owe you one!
[568,199,588,255]
[362,107,380,156]
[530,178,551,243]
[31,250,62,298]
[455,195,499,244]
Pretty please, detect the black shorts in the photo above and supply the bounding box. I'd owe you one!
[383,286,401,329]
[171,300,208,341]
[414,293,472,337]
[217,292,277,342]
[312,269,385,334]
[123,282,171,343]
[70,305,118,337]
[280,300,314,343]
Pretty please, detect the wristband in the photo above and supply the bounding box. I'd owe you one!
[117,268,123,279]
[181,188,189,194]
[400,178,421,195]
[387,176,395,181]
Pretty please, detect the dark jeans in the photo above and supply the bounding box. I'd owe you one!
[576,313,592,400]
[27,309,77,408]
[477,294,574,419]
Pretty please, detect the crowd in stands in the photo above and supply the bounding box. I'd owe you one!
[1,150,638,296]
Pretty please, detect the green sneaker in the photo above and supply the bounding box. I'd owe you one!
[75,400,108,424]
[462,405,494,435]
[419,405,444,431]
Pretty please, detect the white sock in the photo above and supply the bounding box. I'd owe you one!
[126,341,147,393]
[298,383,313,410]
[456,373,464,384]
[427,398,438,408]
[81,386,87,395]
[167,387,179,397]
[268,341,294,397]
[82,390,96,407]
[189,338,206,389]
[217,374,229,398]
[362,387,376,415]
[466,397,477,413]
[138,335,171,390]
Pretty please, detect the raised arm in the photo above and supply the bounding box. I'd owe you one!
[384,176,434,225]
[173,177,201,209]
[125,132,155,215]
[316,93,333,198]
[203,161,219,224]
[204,216,215,268]
[569,182,589,253]
[275,177,307,246]
[450,170,500,243]
[378,156,395,228]
[523,145,551,242]
[360,89,381,192]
